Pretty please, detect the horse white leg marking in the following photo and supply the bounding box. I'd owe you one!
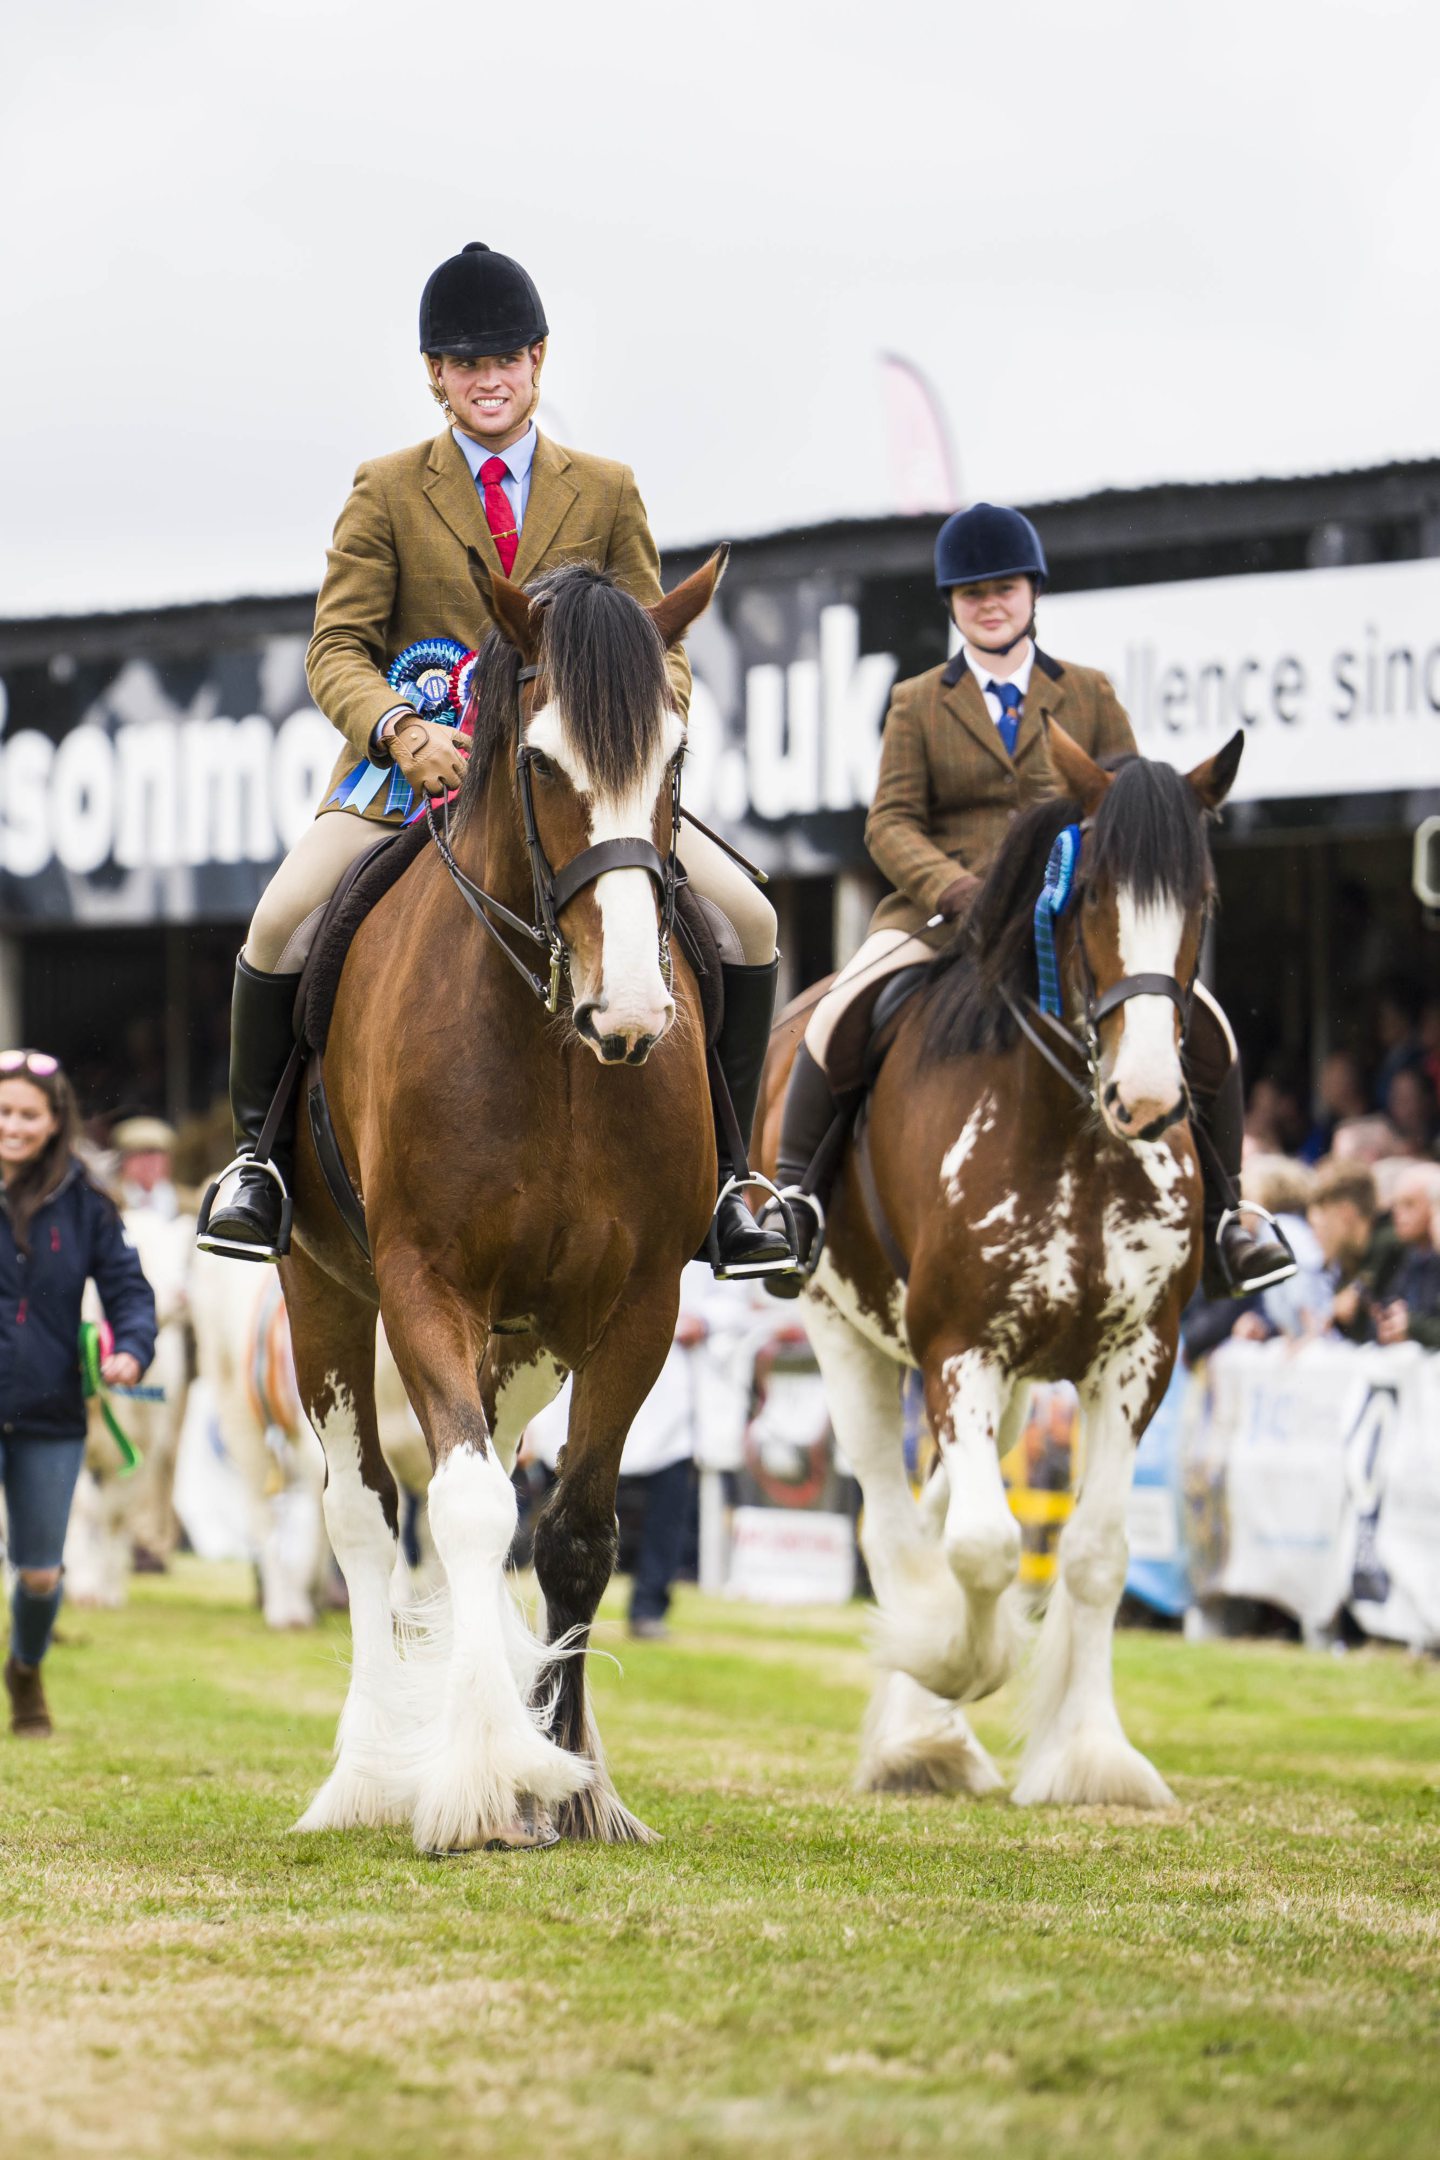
[410,1443,590,1855]
[857,1670,1005,1797]
[801,1287,978,1762]
[1013,1334,1175,1809]
[920,1351,1027,1703]
[294,1381,409,1832]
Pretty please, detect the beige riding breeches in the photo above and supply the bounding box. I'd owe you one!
[803,929,934,1065]
[244,808,778,975]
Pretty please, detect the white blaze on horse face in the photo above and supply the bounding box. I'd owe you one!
[526,703,682,1059]
[1105,888,1187,1139]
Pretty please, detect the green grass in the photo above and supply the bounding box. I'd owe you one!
[1,1562,1436,2160]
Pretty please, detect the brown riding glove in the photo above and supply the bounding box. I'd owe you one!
[935,871,981,921]
[384,714,471,796]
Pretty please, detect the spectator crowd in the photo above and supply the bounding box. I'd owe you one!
[1185,984,1440,1361]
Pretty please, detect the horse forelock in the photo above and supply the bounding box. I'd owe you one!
[1087,756,1212,914]
[455,565,671,822]
[530,564,670,798]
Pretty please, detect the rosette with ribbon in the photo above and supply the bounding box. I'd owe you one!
[1033,824,1082,1017]
[325,636,470,820]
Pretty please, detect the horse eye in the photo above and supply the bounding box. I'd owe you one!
[529,751,556,782]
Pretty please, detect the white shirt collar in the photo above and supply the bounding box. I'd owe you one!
[964,639,1035,698]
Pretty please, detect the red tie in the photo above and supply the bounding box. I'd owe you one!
[479,456,519,576]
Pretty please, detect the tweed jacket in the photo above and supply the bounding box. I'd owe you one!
[306,429,691,822]
[865,648,1137,944]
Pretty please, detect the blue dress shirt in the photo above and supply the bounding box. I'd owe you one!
[451,422,537,536]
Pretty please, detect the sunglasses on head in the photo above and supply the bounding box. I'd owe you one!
[0,1050,60,1077]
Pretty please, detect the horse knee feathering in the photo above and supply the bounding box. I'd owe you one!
[283,555,727,1852]
[760,723,1244,1809]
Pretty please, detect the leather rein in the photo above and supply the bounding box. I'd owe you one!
[426,662,681,1014]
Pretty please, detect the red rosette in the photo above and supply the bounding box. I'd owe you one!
[449,650,479,731]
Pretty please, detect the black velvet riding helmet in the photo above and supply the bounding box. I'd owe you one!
[418,242,549,357]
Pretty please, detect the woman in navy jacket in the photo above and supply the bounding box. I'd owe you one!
[0,1050,156,1737]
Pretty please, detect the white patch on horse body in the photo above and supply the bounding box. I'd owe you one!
[982,1168,1079,1362]
[491,1350,568,1474]
[973,1195,1017,1233]
[1111,888,1187,1119]
[527,703,683,1043]
[294,1379,411,1833]
[810,1248,909,1362]
[1098,1147,1192,1326]
[939,1092,997,1205]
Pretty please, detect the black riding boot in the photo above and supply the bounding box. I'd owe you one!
[759,1043,844,1299]
[706,959,796,1280]
[1187,1039,1297,1299]
[196,956,303,1263]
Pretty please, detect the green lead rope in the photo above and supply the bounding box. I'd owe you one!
[78,1321,142,1476]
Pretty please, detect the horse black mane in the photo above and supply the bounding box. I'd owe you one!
[919,754,1214,1063]
[458,563,669,816]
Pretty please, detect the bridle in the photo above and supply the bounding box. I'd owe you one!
[427,661,682,1014]
[999,832,1203,1124]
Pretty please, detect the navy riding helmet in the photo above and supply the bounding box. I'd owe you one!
[934,502,1048,592]
[419,242,548,358]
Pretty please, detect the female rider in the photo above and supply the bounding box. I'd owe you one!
[199,242,794,1283]
[770,502,1295,1299]
[1,1051,157,1738]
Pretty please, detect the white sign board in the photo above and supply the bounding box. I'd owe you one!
[725,1507,857,1606]
[1042,557,1440,802]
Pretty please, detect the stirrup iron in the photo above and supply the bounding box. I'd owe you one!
[706,1172,796,1280]
[1213,1198,1295,1294]
[196,1152,294,1263]
[762,1185,827,1281]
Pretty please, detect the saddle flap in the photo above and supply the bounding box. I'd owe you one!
[297,819,430,1053]
[826,963,930,1093]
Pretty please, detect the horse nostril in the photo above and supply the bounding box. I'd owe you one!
[1103,1081,1119,1109]
[625,1034,657,1066]
[596,1032,629,1063]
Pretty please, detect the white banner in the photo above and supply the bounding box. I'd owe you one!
[1185,1339,1440,1646]
[1042,558,1440,802]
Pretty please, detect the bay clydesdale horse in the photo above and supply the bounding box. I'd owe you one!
[758,725,1245,1808]
[284,556,724,1852]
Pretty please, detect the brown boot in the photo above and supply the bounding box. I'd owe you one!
[4,1655,52,1738]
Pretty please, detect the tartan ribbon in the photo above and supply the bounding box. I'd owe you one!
[1033,823,1082,1017]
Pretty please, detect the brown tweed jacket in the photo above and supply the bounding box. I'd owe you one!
[866,648,1137,944]
[306,429,690,822]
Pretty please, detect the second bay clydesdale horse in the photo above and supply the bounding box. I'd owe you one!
[285,555,725,1851]
[758,725,1244,1808]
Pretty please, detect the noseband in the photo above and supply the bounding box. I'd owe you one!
[428,662,681,1013]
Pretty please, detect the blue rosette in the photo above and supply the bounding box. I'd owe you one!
[386,638,469,721]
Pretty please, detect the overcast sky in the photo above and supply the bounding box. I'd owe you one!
[3,0,1437,617]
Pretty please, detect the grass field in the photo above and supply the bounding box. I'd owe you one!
[1,1561,1435,2160]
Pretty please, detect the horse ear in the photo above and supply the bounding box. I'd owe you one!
[467,547,540,658]
[1046,719,1112,815]
[1186,730,1244,811]
[648,545,730,649]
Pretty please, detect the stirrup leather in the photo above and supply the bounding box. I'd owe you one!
[1213,1198,1296,1293]
[706,1172,796,1280]
[196,1152,294,1262]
